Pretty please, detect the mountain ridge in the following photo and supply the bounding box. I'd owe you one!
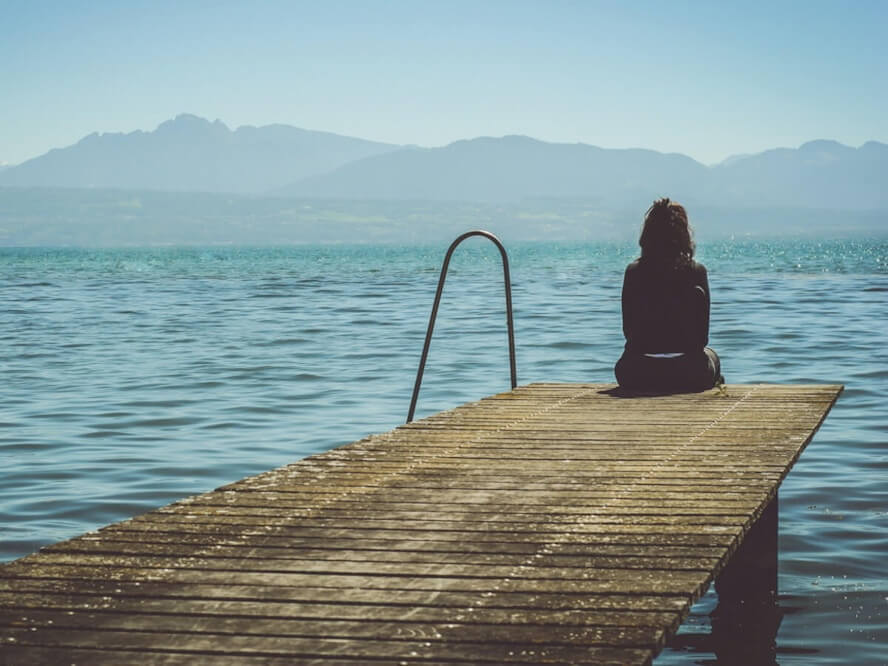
[0,114,402,194]
[1,115,886,210]
[278,134,887,210]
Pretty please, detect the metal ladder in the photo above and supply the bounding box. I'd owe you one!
[407,230,517,423]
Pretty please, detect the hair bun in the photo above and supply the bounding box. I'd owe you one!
[639,197,694,267]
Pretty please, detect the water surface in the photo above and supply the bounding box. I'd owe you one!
[1,239,886,663]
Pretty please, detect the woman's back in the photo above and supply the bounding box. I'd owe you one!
[621,259,710,354]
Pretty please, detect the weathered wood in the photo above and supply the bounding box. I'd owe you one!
[0,383,841,665]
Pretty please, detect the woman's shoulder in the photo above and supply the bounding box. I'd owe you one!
[626,258,707,280]
[690,260,708,275]
[626,258,704,272]
[623,259,646,285]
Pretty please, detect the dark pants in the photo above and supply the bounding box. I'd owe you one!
[615,347,722,393]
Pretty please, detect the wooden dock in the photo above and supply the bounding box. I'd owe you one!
[0,383,841,665]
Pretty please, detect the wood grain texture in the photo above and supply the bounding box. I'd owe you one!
[0,383,842,665]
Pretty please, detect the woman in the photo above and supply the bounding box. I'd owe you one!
[615,198,723,392]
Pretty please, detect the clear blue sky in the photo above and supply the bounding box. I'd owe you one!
[2,0,886,166]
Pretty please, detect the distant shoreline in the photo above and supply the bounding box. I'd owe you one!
[1,187,885,246]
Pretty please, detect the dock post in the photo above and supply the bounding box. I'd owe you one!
[712,493,781,664]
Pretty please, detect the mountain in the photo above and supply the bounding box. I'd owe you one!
[2,116,885,211]
[714,153,751,167]
[276,135,710,207]
[712,140,888,209]
[279,137,888,210]
[0,114,401,193]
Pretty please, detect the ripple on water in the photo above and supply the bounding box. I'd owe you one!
[0,241,886,664]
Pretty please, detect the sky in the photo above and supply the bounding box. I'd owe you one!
[1,0,886,166]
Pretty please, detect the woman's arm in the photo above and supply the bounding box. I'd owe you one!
[693,264,711,349]
[621,263,641,348]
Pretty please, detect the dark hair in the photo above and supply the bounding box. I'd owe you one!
[639,197,695,267]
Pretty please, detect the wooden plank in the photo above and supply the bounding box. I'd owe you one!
[0,383,841,665]
[0,579,690,613]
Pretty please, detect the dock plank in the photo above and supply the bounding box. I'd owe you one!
[0,383,841,664]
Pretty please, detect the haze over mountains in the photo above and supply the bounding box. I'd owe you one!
[2,114,886,210]
[1,115,885,244]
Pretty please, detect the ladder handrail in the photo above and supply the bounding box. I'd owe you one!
[407,230,517,423]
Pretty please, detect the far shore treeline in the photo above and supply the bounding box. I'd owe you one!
[1,188,885,246]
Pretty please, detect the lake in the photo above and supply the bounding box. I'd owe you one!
[1,238,886,663]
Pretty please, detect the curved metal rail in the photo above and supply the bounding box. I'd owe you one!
[407,230,517,423]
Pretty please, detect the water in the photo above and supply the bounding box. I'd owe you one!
[1,238,886,663]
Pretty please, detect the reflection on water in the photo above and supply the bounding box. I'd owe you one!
[1,239,886,664]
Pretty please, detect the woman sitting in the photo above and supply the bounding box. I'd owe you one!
[615,198,723,393]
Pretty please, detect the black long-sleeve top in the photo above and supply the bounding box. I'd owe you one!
[621,259,710,354]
